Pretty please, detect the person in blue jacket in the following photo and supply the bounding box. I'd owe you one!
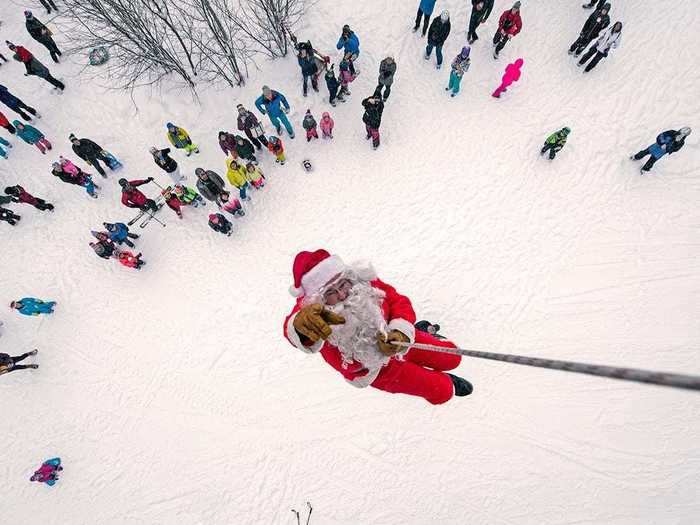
[0,84,39,121]
[413,0,437,37]
[631,127,691,173]
[11,297,56,316]
[255,86,295,138]
[336,25,359,74]
[103,222,139,248]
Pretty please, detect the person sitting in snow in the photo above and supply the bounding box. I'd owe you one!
[11,297,56,316]
[30,458,62,486]
[118,251,145,270]
[103,222,139,248]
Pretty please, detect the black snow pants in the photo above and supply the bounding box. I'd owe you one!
[493,31,510,55]
[569,34,595,56]
[578,45,606,72]
[541,143,561,160]
[468,12,482,43]
[36,37,62,64]
[244,128,268,150]
[6,99,38,121]
[633,149,659,172]
[0,207,21,225]
[414,8,431,36]
[3,352,35,372]
[40,0,58,13]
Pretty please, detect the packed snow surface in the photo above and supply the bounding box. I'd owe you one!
[1,1,699,523]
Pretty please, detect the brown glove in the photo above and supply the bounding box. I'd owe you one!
[377,330,410,356]
[293,304,345,344]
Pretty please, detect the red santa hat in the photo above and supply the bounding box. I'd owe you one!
[289,249,347,297]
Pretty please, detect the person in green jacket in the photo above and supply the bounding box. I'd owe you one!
[166,122,199,156]
[540,127,571,160]
[173,184,206,208]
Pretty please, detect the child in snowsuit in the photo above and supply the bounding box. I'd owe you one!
[173,184,205,208]
[208,213,232,236]
[303,110,319,142]
[5,185,54,211]
[103,222,139,248]
[0,205,21,225]
[267,136,286,164]
[118,251,145,270]
[325,66,342,107]
[246,162,266,189]
[320,112,334,139]
[166,123,199,156]
[0,136,11,158]
[492,57,523,98]
[13,120,51,153]
[53,158,98,197]
[447,46,470,97]
[541,127,571,160]
[493,3,522,59]
[30,458,62,486]
[226,159,251,201]
[161,187,183,219]
[338,58,357,98]
[631,127,691,173]
[0,349,38,375]
[362,96,384,150]
[218,190,245,217]
[11,297,56,316]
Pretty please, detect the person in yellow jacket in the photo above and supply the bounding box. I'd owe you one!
[166,122,199,156]
[245,162,266,189]
[226,158,250,200]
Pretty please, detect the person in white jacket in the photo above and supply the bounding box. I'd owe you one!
[578,21,622,72]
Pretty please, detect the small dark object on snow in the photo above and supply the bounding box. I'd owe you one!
[89,47,109,66]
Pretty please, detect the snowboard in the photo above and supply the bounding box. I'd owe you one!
[301,159,313,172]
[103,151,123,170]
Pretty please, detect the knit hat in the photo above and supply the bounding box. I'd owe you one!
[460,46,470,58]
[69,133,78,142]
[512,1,521,9]
[262,85,272,96]
[166,122,175,130]
[236,104,245,111]
[289,249,346,297]
[118,178,128,187]
[209,213,219,224]
[24,11,32,18]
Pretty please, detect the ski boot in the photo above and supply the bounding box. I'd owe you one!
[447,373,473,397]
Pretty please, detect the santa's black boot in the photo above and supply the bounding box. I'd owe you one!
[447,373,473,397]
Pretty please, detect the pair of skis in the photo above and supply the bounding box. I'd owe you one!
[291,502,312,525]
[127,198,166,229]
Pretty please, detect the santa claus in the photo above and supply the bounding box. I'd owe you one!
[283,249,473,404]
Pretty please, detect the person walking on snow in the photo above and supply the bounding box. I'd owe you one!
[0,84,39,121]
[13,120,51,153]
[362,95,384,150]
[578,21,622,72]
[0,349,38,375]
[468,0,495,44]
[541,127,571,160]
[166,123,199,155]
[6,41,64,90]
[413,0,437,37]
[283,249,473,405]
[11,297,56,316]
[103,222,139,248]
[234,135,257,164]
[4,185,54,211]
[119,178,158,212]
[569,3,610,56]
[149,146,183,184]
[325,66,342,107]
[245,162,266,190]
[336,24,360,74]
[302,110,319,142]
[52,158,99,197]
[492,57,523,98]
[195,168,226,203]
[236,104,268,150]
[493,2,522,59]
[631,127,691,174]
[255,86,294,138]
[320,112,334,139]
[446,46,470,97]
[267,135,286,164]
[40,0,59,14]
[297,47,319,97]
[374,56,396,101]
[70,134,112,177]
[24,11,61,63]
[226,158,251,201]
[425,11,451,69]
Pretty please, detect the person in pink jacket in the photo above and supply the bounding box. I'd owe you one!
[319,112,334,139]
[492,57,523,98]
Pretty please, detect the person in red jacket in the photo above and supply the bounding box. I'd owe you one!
[4,185,54,211]
[493,1,522,59]
[0,111,15,134]
[283,249,473,405]
[161,187,182,219]
[118,178,158,212]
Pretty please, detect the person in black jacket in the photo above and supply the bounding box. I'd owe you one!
[297,47,319,97]
[234,135,257,164]
[149,146,183,184]
[582,0,606,10]
[0,84,39,121]
[425,11,451,69]
[0,350,38,375]
[468,0,494,44]
[362,95,384,150]
[631,127,691,173]
[569,3,610,56]
[70,134,111,177]
[24,11,61,63]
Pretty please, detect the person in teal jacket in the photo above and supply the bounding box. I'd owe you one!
[12,120,52,153]
[255,86,294,139]
[10,297,56,316]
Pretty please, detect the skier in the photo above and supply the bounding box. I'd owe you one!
[4,185,54,211]
[118,251,145,270]
[103,222,139,248]
[446,46,470,97]
[283,249,473,405]
[13,120,51,153]
[0,84,39,121]
[10,297,56,316]
[492,57,523,98]
[468,0,495,44]
[578,21,622,72]
[0,349,38,375]
[0,111,15,134]
[325,65,342,107]
[234,135,257,164]
[320,112,334,139]
[52,158,98,197]
[245,162,266,190]
[413,0,437,37]
[338,58,357,99]
[166,122,199,156]
[255,86,294,138]
[24,11,61,63]
[492,2,522,59]
[6,41,64,90]
[631,127,691,174]
[0,136,12,159]
[195,168,226,203]
[297,47,319,97]
[336,24,360,74]
[374,56,396,101]
[569,3,610,57]
[226,158,251,201]
[425,11,451,69]
[540,127,571,160]
[70,134,114,178]
[0,204,21,225]
[208,213,233,236]
[218,190,245,217]
[362,95,384,150]
[267,135,286,164]
[236,104,268,150]
[173,184,205,208]
[150,146,183,184]
[40,0,59,14]
[119,178,158,212]
[30,458,62,486]
[303,110,319,142]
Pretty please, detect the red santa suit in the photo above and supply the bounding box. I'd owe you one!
[283,250,462,405]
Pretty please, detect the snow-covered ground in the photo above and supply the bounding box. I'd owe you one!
[1,1,699,523]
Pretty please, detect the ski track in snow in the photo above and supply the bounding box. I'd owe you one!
[1,1,700,524]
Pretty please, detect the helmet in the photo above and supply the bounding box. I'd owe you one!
[118,178,128,187]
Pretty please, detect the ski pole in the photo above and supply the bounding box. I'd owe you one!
[291,509,300,525]
[393,342,700,392]
[142,209,166,227]
[150,179,166,191]
[306,502,313,525]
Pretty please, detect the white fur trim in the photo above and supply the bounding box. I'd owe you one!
[388,318,416,343]
[301,255,346,296]
[289,285,303,297]
[285,312,323,354]
[346,367,382,389]
[349,259,377,281]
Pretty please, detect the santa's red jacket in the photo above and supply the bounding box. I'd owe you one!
[284,278,417,388]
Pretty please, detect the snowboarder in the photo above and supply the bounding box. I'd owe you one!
[30,458,62,486]
[150,146,183,184]
[0,205,21,225]
[161,187,183,219]
[118,251,145,270]
[362,95,384,150]
[0,349,38,375]
[52,158,98,197]
[631,127,691,174]
[325,66,342,107]
[320,112,334,139]
[173,184,205,208]
[119,178,158,212]
[69,134,115,178]
[446,46,470,97]
[234,135,257,164]
[255,86,294,139]
[226,158,251,201]
[0,111,15,134]
[492,57,523,98]
[218,190,245,217]
[374,56,396,101]
[569,3,610,57]
[302,110,319,142]
[24,11,61,63]
[283,249,473,404]
[13,120,51,153]
[338,58,357,99]
[245,162,265,189]
[413,0,437,37]
[11,297,56,316]
[103,222,139,248]
[0,136,11,159]
[4,185,54,211]
[195,168,226,203]
[493,2,522,59]
[267,135,286,164]
[425,11,451,69]
[236,104,268,150]
[166,122,199,156]
[208,213,232,236]
[578,21,622,72]
[540,127,571,160]
[468,0,495,44]
[6,41,64,90]
[0,84,39,121]
[336,24,360,74]
[40,0,59,14]
[297,47,319,97]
